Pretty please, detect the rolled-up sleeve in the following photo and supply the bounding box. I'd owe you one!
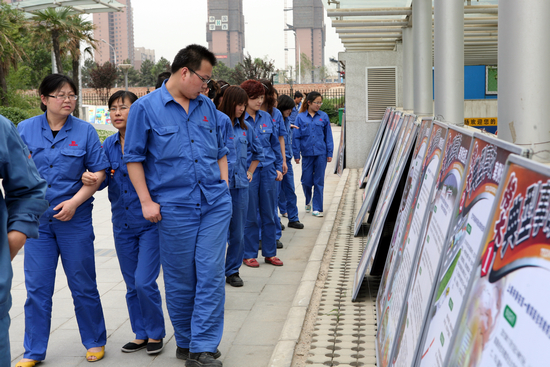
[249,125,265,163]
[324,114,334,158]
[124,102,150,163]
[85,126,110,172]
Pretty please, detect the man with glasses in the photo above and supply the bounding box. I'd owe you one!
[124,44,230,367]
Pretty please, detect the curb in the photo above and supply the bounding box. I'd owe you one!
[268,168,350,367]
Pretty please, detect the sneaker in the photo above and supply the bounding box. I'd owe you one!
[305,204,312,213]
[177,347,221,361]
[288,221,304,229]
[186,352,222,367]
[146,339,164,355]
[226,273,244,287]
[312,211,324,217]
[122,340,148,353]
[276,240,283,249]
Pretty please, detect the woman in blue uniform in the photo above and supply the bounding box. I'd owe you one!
[82,91,165,354]
[217,86,264,286]
[293,91,334,217]
[16,74,109,366]
[241,80,284,268]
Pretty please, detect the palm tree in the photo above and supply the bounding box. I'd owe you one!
[32,7,74,75]
[0,4,27,105]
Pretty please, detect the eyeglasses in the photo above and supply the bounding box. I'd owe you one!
[47,94,78,101]
[109,106,129,113]
[312,101,323,105]
[188,67,211,86]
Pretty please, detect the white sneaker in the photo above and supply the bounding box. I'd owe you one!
[312,211,323,217]
[305,204,312,213]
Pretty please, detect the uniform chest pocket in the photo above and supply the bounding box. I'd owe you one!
[238,137,248,158]
[152,125,181,160]
[259,128,273,147]
[60,148,86,178]
[300,123,311,137]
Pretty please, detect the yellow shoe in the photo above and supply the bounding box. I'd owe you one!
[86,346,105,362]
[15,360,40,367]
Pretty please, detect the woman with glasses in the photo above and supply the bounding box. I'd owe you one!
[293,91,334,218]
[82,91,166,355]
[16,74,109,366]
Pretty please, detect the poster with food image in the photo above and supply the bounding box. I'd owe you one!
[377,118,433,318]
[390,126,473,367]
[444,155,550,367]
[352,115,418,301]
[376,121,448,367]
[417,135,525,367]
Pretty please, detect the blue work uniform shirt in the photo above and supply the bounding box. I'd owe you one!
[217,110,236,180]
[289,105,299,125]
[271,108,287,140]
[124,84,229,208]
[293,110,334,158]
[228,120,264,189]
[101,132,152,229]
[283,116,293,159]
[244,110,282,172]
[18,113,110,221]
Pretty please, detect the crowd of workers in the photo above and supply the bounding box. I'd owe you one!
[1,44,333,367]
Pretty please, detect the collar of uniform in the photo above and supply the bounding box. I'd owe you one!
[114,131,121,145]
[40,111,73,140]
[160,81,175,106]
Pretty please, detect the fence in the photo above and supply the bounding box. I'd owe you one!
[81,92,149,106]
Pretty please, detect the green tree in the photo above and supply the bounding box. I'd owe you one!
[152,57,170,77]
[139,59,155,87]
[115,59,140,87]
[89,62,117,104]
[212,62,236,85]
[0,4,28,105]
[81,58,96,88]
[299,53,313,83]
[232,54,275,85]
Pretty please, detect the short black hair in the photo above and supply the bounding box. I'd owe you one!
[39,74,77,112]
[155,71,171,89]
[277,94,295,113]
[108,90,138,109]
[294,91,303,99]
[171,44,217,74]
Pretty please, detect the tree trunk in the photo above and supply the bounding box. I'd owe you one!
[52,31,63,74]
[72,42,80,118]
[0,66,7,106]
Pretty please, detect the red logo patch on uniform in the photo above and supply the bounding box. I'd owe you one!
[229,137,234,139]
[319,118,323,121]
[243,132,246,136]
[203,116,208,122]
[273,119,276,122]
[69,141,78,146]
[28,153,31,159]
[263,124,267,127]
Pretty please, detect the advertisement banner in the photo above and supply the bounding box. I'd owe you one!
[358,107,392,187]
[444,155,550,367]
[390,126,473,367]
[417,135,525,367]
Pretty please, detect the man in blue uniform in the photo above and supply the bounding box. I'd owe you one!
[289,91,303,125]
[124,44,231,367]
[0,116,48,366]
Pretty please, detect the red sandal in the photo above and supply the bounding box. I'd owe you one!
[243,258,259,267]
[264,256,283,266]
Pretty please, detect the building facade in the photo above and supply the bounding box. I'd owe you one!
[206,0,245,68]
[134,47,155,70]
[93,0,135,66]
[293,0,325,83]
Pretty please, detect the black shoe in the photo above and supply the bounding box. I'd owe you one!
[288,221,304,229]
[185,351,223,366]
[258,240,262,250]
[226,273,244,287]
[276,240,283,249]
[281,220,285,231]
[146,339,164,355]
[177,347,221,360]
[121,340,148,353]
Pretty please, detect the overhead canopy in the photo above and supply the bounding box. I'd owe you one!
[9,0,125,15]
[322,0,499,65]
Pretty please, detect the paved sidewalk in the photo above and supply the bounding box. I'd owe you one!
[9,126,343,367]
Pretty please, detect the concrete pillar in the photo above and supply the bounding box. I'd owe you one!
[434,0,464,125]
[499,0,550,163]
[402,27,414,111]
[412,0,433,115]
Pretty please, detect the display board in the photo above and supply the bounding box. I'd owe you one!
[376,118,433,317]
[444,155,550,367]
[358,107,392,188]
[352,115,418,301]
[376,121,448,367]
[354,111,404,236]
[335,109,346,176]
[416,135,525,367]
[390,125,474,367]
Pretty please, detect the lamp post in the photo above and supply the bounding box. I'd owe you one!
[100,39,117,66]
[118,64,132,91]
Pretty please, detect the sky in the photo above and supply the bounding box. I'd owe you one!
[106,0,344,74]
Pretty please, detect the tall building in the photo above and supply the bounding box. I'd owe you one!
[134,47,155,70]
[206,0,245,68]
[293,0,325,82]
[93,0,135,66]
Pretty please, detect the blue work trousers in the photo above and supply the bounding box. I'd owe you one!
[0,299,9,367]
[157,191,231,354]
[23,213,106,360]
[226,187,249,277]
[275,181,282,240]
[301,155,327,213]
[244,163,277,258]
[113,224,165,341]
[278,182,287,216]
[281,161,299,222]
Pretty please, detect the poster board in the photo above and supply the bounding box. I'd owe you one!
[352,115,418,301]
[358,107,392,188]
[416,135,526,367]
[354,111,404,236]
[389,125,474,367]
[335,109,346,176]
[376,118,433,318]
[444,154,550,367]
[376,121,449,367]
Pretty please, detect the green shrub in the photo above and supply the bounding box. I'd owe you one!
[96,129,116,143]
[0,107,32,126]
